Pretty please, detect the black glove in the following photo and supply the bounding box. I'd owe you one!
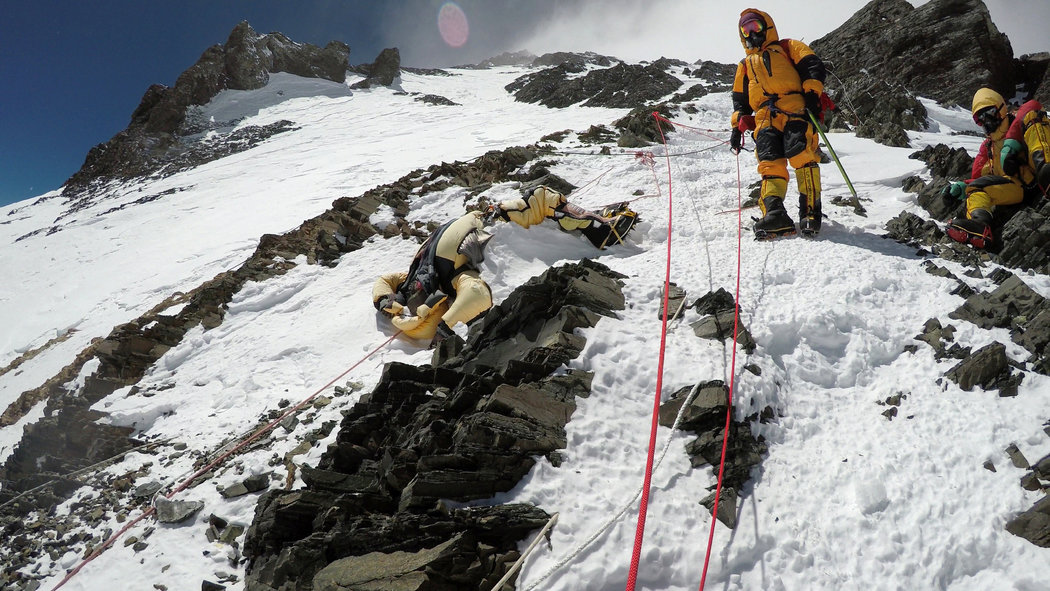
[375,294,393,311]
[804,91,822,118]
[941,181,967,202]
[1001,139,1024,177]
[730,128,742,154]
[429,320,455,349]
[375,293,405,316]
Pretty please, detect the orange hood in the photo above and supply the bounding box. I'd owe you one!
[738,8,780,54]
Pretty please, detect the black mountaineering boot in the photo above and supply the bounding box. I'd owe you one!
[753,196,796,240]
[799,195,822,236]
[947,208,993,249]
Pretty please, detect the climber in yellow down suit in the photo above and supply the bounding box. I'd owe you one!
[372,186,637,347]
[730,8,827,238]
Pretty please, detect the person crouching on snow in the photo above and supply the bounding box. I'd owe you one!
[944,87,1050,249]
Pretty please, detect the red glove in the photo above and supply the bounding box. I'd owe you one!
[737,115,756,132]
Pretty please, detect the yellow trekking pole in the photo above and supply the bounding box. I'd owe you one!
[808,111,858,199]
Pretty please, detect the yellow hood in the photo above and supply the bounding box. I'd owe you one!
[739,8,780,54]
[971,87,1008,137]
[971,87,1005,117]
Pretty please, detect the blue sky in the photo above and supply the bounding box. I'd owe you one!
[1,0,1046,208]
[0,0,555,207]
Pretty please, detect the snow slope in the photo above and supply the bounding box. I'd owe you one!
[1,62,1048,591]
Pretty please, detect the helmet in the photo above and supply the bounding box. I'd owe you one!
[739,12,767,50]
[971,88,1007,135]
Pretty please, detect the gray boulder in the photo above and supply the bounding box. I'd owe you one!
[1006,495,1050,547]
[350,47,401,89]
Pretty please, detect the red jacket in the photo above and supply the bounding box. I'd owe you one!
[970,99,1043,181]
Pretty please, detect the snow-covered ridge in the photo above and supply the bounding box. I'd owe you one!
[1,49,1048,591]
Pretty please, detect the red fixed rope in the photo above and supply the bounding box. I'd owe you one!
[49,331,403,591]
[697,149,745,591]
[624,113,677,591]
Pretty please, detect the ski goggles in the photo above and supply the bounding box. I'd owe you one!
[740,19,765,36]
[973,106,1001,128]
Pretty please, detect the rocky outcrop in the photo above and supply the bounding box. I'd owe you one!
[462,50,538,69]
[62,22,349,197]
[242,260,627,590]
[507,59,682,109]
[812,0,1013,146]
[659,380,769,529]
[0,143,545,518]
[613,104,676,147]
[1007,495,1050,547]
[1018,52,1050,103]
[350,47,401,89]
[948,272,1050,375]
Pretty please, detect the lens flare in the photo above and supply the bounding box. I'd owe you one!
[438,2,469,48]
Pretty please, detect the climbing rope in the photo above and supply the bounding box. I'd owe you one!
[696,148,746,591]
[623,113,677,591]
[48,330,403,591]
[519,120,726,591]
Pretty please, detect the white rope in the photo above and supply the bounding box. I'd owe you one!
[522,377,705,591]
[489,513,560,591]
[520,134,735,590]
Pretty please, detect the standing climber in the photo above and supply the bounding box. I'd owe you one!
[729,8,827,238]
[944,88,1050,248]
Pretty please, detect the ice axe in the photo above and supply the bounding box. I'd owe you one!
[808,110,858,199]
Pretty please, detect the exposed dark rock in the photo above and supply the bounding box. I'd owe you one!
[350,47,401,89]
[693,288,736,315]
[700,487,738,529]
[613,103,676,147]
[1005,495,1050,547]
[944,341,1019,394]
[689,61,737,85]
[62,22,349,197]
[996,196,1050,274]
[441,259,626,379]
[1019,52,1050,103]
[155,498,205,524]
[532,51,615,68]
[507,61,681,109]
[812,0,1013,146]
[462,50,538,69]
[914,318,970,361]
[949,273,1050,374]
[688,290,756,354]
[242,261,626,590]
[658,383,767,506]
[415,94,459,106]
[910,144,975,180]
[660,282,688,320]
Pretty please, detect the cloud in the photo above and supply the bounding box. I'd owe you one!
[377,0,1048,68]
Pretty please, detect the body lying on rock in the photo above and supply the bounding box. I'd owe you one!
[371,185,638,347]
